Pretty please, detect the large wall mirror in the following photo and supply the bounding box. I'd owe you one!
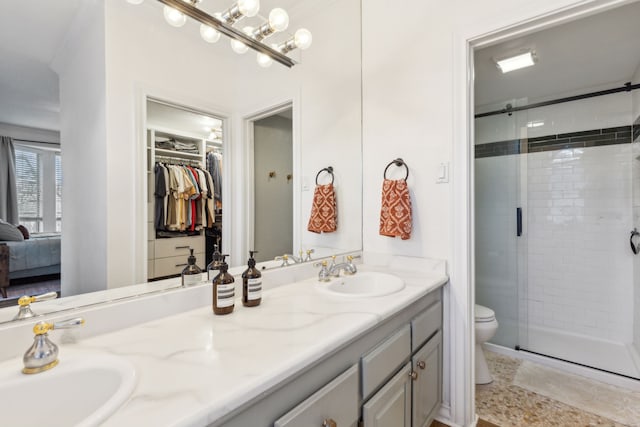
[0,0,362,323]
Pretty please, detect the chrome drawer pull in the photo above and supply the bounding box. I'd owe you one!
[175,245,190,250]
[175,263,188,267]
[417,360,426,370]
[409,371,418,380]
[322,419,337,427]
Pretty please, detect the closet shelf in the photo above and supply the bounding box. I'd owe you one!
[155,148,202,159]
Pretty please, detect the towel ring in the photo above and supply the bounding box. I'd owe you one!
[384,158,409,180]
[315,166,334,185]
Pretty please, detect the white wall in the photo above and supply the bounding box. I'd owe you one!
[53,0,108,296]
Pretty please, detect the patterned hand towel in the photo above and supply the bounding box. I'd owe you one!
[307,183,337,233]
[379,179,412,240]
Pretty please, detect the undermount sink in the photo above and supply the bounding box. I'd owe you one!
[318,271,405,297]
[0,350,136,427]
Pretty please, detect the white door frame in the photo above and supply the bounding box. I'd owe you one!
[450,0,635,425]
[243,99,299,262]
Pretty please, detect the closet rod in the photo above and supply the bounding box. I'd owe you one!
[475,81,640,118]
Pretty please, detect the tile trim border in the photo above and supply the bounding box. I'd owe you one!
[475,125,632,158]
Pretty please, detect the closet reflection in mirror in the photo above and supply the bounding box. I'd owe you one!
[146,100,224,280]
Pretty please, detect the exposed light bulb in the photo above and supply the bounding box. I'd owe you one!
[200,24,221,43]
[126,0,144,4]
[268,8,289,32]
[294,28,312,50]
[238,0,260,17]
[163,5,187,27]
[257,52,273,68]
[230,26,253,54]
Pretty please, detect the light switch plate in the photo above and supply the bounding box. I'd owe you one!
[436,162,449,183]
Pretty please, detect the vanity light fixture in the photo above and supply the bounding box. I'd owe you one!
[494,50,537,74]
[126,0,311,68]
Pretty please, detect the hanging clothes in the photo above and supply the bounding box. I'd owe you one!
[154,162,217,234]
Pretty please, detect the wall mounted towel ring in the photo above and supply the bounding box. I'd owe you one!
[384,158,409,180]
[315,166,334,185]
[631,228,640,255]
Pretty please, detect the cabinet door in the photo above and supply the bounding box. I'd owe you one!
[412,330,442,427]
[363,362,411,427]
[274,364,359,427]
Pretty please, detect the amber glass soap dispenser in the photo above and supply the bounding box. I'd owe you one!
[181,249,203,287]
[242,250,262,307]
[212,255,235,315]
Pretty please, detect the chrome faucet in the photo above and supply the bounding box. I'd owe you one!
[328,255,358,277]
[275,254,291,266]
[22,317,85,374]
[13,291,58,320]
[304,249,314,262]
[313,260,331,282]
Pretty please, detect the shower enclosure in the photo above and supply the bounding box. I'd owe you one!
[475,84,640,379]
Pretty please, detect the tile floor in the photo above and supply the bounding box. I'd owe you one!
[476,350,630,426]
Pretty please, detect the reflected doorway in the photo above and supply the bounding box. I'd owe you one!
[252,107,293,262]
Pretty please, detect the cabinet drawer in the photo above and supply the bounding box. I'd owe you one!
[411,301,442,352]
[153,252,205,278]
[274,364,359,427]
[361,324,411,400]
[154,235,204,259]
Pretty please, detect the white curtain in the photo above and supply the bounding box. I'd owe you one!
[0,136,18,224]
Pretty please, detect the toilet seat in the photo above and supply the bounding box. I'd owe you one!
[475,304,495,323]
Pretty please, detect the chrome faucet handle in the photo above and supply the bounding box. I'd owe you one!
[23,317,85,375]
[304,249,315,262]
[313,260,331,282]
[329,255,337,268]
[275,254,290,266]
[13,291,58,321]
[344,255,358,275]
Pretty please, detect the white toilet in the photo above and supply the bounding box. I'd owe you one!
[475,304,498,384]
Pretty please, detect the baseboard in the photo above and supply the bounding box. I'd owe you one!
[436,403,467,427]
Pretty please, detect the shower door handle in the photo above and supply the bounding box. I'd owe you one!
[516,207,522,237]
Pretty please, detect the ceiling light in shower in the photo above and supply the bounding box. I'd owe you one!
[495,50,537,73]
[527,120,545,128]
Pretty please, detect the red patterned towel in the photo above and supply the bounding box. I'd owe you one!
[307,184,337,233]
[379,179,412,240]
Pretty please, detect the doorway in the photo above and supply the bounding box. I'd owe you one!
[251,107,294,262]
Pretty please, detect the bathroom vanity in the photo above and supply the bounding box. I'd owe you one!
[0,257,447,427]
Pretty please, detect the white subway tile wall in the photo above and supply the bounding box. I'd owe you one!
[526,145,633,343]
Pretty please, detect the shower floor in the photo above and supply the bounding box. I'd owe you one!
[523,326,640,379]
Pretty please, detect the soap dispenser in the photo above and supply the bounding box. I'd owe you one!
[207,244,223,281]
[242,250,262,307]
[181,249,203,287]
[212,255,235,315]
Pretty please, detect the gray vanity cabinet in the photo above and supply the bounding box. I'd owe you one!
[412,330,442,427]
[274,364,360,427]
[361,299,442,427]
[362,362,412,427]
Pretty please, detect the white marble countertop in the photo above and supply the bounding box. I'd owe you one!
[66,263,447,427]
